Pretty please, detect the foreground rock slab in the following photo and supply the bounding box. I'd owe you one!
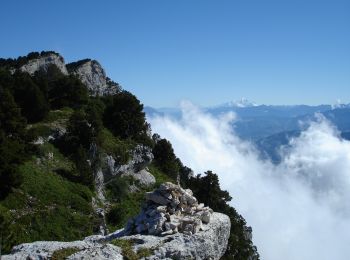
[3,183,231,260]
[106,212,230,260]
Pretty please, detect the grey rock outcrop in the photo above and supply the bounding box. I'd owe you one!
[3,183,231,260]
[68,59,118,96]
[116,145,154,174]
[105,144,155,187]
[118,212,230,260]
[2,240,123,260]
[19,53,68,75]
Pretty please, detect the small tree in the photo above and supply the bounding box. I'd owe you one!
[187,171,260,260]
[49,75,88,109]
[103,91,148,141]
[152,138,179,179]
[72,146,94,189]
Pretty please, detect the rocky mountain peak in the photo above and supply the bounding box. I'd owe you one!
[13,51,120,96]
[19,52,68,76]
[67,59,118,96]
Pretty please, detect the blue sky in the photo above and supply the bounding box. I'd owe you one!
[1,0,349,107]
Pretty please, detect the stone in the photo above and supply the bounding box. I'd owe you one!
[145,192,170,205]
[19,53,68,76]
[201,211,211,224]
[67,59,117,96]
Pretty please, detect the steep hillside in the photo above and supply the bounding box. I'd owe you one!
[0,51,259,259]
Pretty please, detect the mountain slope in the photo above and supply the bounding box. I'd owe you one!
[0,51,259,259]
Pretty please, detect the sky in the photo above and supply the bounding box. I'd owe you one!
[1,0,349,107]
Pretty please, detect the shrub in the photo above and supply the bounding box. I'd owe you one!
[152,138,179,179]
[103,91,149,142]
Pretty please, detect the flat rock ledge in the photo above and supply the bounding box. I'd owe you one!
[3,183,230,260]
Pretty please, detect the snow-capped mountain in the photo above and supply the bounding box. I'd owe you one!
[220,98,258,108]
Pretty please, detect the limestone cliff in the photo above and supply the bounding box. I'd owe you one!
[15,52,120,96]
[67,59,119,96]
[19,52,68,75]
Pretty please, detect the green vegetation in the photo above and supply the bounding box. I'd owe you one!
[184,171,259,259]
[98,128,132,165]
[111,239,152,260]
[0,158,94,253]
[51,247,80,260]
[148,164,175,186]
[152,138,179,180]
[103,91,151,145]
[43,107,74,123]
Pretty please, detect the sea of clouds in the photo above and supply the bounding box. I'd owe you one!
[148,101,350,260]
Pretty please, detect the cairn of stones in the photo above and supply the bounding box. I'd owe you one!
[124,182,213,236]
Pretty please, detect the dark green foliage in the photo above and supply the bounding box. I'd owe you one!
[189,171,232,210]
[72,146,94,189]
[186,171,259,260]
[49,75,88,109]
[53,110,95,189]
[55,110,94,156]
[176,158,193,187]
[11,72,49,123]
[106,205,125,227]
[66,110,94,151]
[103,91,149,142]
[0,70,49,123]
[0,133,24,199]
[33,64,65,84]
[85,98,105,139]
[0,88,27,199]
[0,51,61,69]
[0,87,27,138]
[152,138,179,179]
[106,176,130,202]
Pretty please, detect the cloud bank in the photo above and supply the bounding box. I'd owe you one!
[148,101,350,260]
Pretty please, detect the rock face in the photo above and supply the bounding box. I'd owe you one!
[3,183,231,260]
[105,144,155,187]
[68,59,117,96]
[19,53,68,75]
[16,52,120,96]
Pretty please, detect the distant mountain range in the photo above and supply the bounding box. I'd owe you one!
[145,101,350,163]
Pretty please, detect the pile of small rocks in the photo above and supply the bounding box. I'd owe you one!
[124,182,213,236]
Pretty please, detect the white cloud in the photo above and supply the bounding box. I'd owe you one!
[148,102,350,260]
